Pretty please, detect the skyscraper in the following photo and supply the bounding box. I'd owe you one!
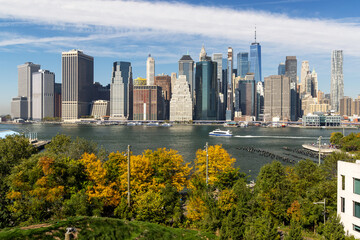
[32,70,55,120]
[170,75,193,122]
[226,47,234,121]
[178,54,194,99]
[250,31,262,82]
[264,75,291,122]
[110,61,133,120]
[301,61,309,89]
[17,62,41,119]
[146,54,155,85]
[237,52,250,78]
[212,53,224,119]
[331,50,344,112]
[62,49,94,120]
[133,85,163,120]
[285,56,298,121]
[235,74,256,117]
[195,59,218,120]
[278,63,285,75]
[155,74,171,120]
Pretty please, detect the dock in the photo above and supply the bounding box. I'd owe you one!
[302,144,340,154]
[32,140,51,150]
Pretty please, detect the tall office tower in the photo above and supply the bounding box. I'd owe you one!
[256,81,264,120]
[212,53,223,92]
[133,85,163,120]
[54,83,62,118]
[17,62,41,119]
[237,52,250,78]
[32,70,55,120]
[300,61,309,92]
[155,74,171,120]
[331,50,344,112]
[285,56,298,121]
[178,54,194,99]
[278,63,285,75]
[62,49,94,121]
[311,69,318,97]
[264,75,291,122]
[250,30,262,82]
[170,75,193,121]
[110,61,133,120]
[236,74,256,117]
[146,54,155,85]
[171,72,177,94]
[225,47,234,121]
[194,60,218,120]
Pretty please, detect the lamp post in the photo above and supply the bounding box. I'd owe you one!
[205,142,209,185]
[318,136,322,166]
[314,198,326,225]
[127,145,131,207]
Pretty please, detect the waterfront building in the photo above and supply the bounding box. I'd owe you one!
[285,56,298,121]
[331,50,344,113]
[155,74,171,120]
[237,52,250,78]
[226,47,234,121]
[235,73,256,117]
[133,85,163,120]
[91,100,110,119]
[170,75,193,121]
[178,54,194,100]
[134,77,147,86]
[194,57,218,120]
[61,49,94,121]
[250,34,262,83]
[340,97,353,116]
[264,75,291,122]
[278,63,285,75]
[302,113,340,127]
[146,54,155,85]
[93,82,110,101]
[11,96,28,119]
[54,83,61,118]
[16,62,41,120]
[338,160,360,239]
[32,69,55,120]
[110,61,132,120]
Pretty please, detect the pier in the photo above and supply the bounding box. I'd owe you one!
[302,144,340,154]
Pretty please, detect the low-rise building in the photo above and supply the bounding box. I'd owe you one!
[338,160,360,238]
[302,113,341,127]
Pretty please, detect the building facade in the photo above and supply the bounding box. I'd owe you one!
[226,47,234,121]
[61,50,94,121]
[331,50,344,113]
[237,52,250,78]
[133,85,163,121]
[194,60,218,120]
[178,54,194,100]
[17,62,41,119]
[146,54,155,85]
[91,100,110,119]
[338,160,360,239]
[278,63,285,75]
[264,75,291,122]
[154,74,171,120]
[250,42,262,82]
[32,70,55,120]
[235,74,256,117]
[285,56,298,121]
[110,61,132,120]
[54,83,61,118]
[170,75,193,121]
[11,97,28,119]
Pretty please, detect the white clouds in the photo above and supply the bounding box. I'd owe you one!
[0,0,360,57]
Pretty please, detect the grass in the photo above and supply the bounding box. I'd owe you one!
[0,216,217,240]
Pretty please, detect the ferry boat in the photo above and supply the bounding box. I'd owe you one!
[209,129,233,137]
[161,123,172,127]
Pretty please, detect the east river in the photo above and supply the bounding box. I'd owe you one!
[1,123,359,179]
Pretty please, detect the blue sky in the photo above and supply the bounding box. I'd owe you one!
[1,0,360,114]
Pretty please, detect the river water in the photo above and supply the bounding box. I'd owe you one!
[1,124,359,179]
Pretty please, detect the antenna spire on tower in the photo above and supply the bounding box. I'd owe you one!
[254,25,257,43]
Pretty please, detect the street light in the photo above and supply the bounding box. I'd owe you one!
[317,136,322,166]
[314,198,326,225]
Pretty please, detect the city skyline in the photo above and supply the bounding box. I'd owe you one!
[1,0,360,114]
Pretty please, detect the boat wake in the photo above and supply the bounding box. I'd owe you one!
[233,135,325,139]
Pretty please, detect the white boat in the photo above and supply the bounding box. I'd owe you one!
[209,129,233,137]
[161,123,172,127]
[146,122,160,127]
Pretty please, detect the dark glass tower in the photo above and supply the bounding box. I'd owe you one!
[237,52,250,78]
[285,56,298,121]
[178,55,194,99]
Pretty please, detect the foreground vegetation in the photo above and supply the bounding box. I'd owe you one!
[0,216,216,240]
[0,132,360,239]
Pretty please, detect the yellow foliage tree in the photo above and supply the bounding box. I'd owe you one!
[186,196,207,222]
[194,144,236,185]
[80,153,121,206]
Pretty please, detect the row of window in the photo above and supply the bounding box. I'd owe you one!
[341,175,360,194]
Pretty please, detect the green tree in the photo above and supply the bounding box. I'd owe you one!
[285,220,303,240]
[244,215,280,240]
[330,132,343,146]
[321,214,345,240]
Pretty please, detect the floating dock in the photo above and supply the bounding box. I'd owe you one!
[302,144,340,154]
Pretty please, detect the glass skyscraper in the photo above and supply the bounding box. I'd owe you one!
[237,52,250,78]
[250,42,262,82]
[178,55,194,99]
[278,63,285,75]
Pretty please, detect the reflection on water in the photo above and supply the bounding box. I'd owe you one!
[1,124,358,179]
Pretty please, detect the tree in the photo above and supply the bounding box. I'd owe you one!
[194,144,236,185]
[330,132,343,146]
[244,215,280,240]
[285,220,303,240]
[321,214,345,240]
